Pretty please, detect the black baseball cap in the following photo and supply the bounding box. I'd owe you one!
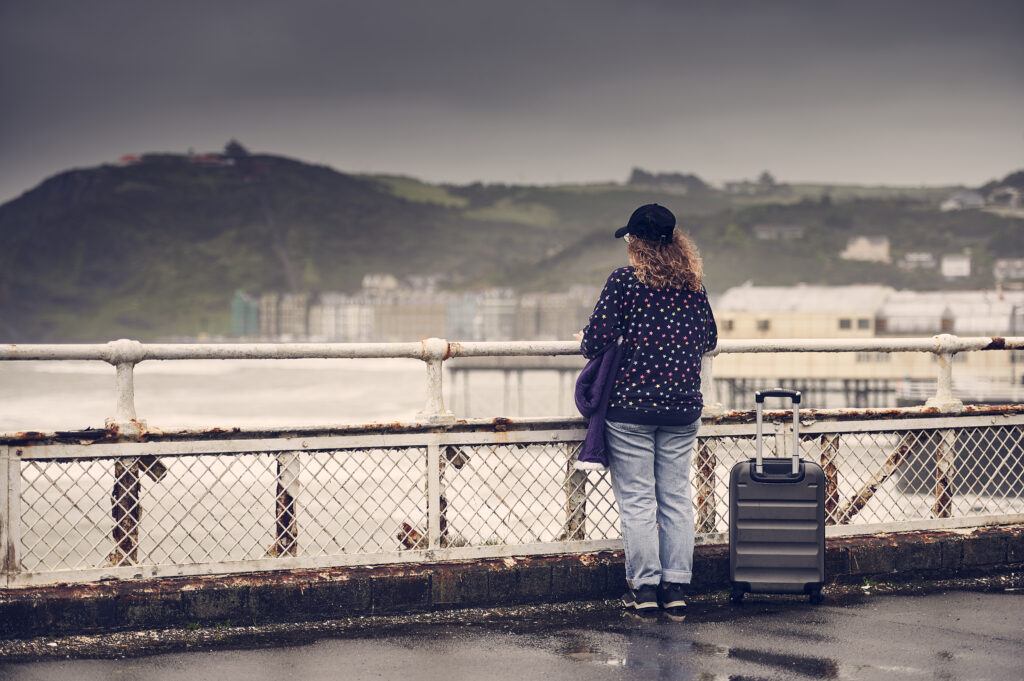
[614,203,675,243]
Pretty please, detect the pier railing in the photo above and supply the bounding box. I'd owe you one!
[2,335,1023,587]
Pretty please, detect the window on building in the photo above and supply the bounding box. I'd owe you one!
[875,318,888,333]
[723,319,735,332]
[757,319,771,332]
[839,318,852,330]
[857,318,870,329]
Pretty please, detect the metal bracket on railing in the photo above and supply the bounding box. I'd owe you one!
[102,338,147,437]
[925,335,965,413]
[416,338,455,425]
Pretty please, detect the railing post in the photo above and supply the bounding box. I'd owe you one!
[933,429,956,518]
[695,439,718,534]
[271,452,300,557]
[417,338,455,425]
[820,434,840,525]
[103,339,147,436]
[1,446,22,586]
[925,335,964,413]
[102,340,149,567]
[701,352,724,417]
[562,445,587,541]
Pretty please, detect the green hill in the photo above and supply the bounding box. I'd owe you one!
[1,148,1021,342]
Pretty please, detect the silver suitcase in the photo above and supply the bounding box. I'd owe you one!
[728,389,825,603]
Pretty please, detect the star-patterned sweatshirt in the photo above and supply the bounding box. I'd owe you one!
[581,266,717,426]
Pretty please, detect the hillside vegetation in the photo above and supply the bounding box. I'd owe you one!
[0,149,1020,342]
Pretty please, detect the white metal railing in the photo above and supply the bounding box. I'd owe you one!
[4,334,1022,429]
[2,335,1023,587]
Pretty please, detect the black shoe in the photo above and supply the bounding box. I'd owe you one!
[633,585,659,612]
[659,582,688,611]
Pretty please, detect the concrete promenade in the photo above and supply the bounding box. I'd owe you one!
[1,584,1022,680]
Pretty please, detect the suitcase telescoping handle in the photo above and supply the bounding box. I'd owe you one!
[755,388,802,476]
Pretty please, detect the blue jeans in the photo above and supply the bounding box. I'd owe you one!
[605,419,699,588]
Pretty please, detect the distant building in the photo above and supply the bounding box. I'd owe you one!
[259,293,280,337]
[475,289,518,340]
[941,254,971,279]
[994,258,1024,282]
[715,283,893,338]
[898,252,937,270]
[361,274,400,295]
[723,181,759,195]
[278,293,311,338]
[988,186,1023,210]
[876,289,1024,336]
[374,293,449,341]
[940,191,985,212]
[753,224,806,240]
[315,293,375,341]
[187,153,234,166]
[712,283,1024,384]
[231,291,260,336]
[840,236,891,263]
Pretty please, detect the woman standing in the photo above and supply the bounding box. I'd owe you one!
[579,203,717,616]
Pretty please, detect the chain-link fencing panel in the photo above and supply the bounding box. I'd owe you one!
[15,421,1024,577]
[438,441,619,547]
[19,447,427,572]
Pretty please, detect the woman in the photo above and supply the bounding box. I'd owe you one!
[579,203,717,616]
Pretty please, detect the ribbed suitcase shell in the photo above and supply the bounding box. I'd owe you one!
[728,458,826,595]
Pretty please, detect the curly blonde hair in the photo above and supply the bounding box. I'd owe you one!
[626,230,704,291]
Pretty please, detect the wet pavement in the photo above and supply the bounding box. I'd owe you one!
[1,587,1022,681]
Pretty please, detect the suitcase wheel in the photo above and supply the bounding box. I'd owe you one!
[808,587,824,605]
[729,585,745,604]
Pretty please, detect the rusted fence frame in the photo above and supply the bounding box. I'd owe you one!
[819,434,840,525]
[933,429,956,518]
[562,444,587,541]
[695,439,718,534]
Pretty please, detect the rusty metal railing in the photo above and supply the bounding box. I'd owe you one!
[2,335,1023,587]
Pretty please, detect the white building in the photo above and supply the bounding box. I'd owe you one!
[940,190,986,212]
[941,254,971,279]
[994,258,1024,282]
[753,224,806,240]
[840,236,891,263]
[876,289,1024,336]
[898,252,937,270]
[715,283,893,338]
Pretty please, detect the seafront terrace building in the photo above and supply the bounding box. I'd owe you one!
[714,284,1024,387]
[255,284,600,343]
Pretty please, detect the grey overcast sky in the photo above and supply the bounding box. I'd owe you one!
[1,0,1022,202]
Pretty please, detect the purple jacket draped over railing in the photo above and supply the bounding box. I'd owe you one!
[573,339,625,471]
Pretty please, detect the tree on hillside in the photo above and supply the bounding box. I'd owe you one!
[224,139,250,158]
[758,170,776,187]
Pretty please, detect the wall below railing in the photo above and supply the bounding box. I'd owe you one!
[2,524,1022,638]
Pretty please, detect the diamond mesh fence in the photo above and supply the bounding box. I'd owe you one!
[12,419,1024,577]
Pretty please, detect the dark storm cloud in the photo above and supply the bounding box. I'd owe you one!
[1,0,1022,200]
